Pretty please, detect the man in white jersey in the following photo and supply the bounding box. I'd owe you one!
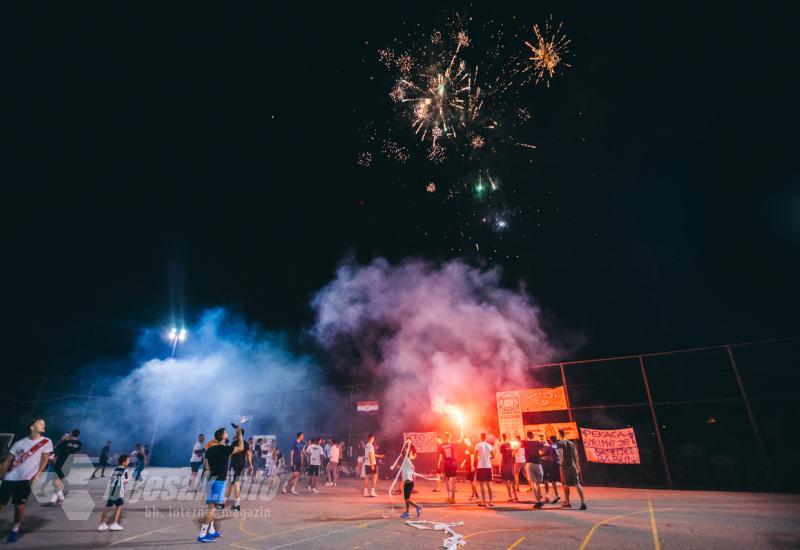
[188,434,205,491]
[306,438,324,493]
[363,434,383,497]
[0,418,53,543]
[474,432,495,508]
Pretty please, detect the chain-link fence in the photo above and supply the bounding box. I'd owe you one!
[2,338,797,491]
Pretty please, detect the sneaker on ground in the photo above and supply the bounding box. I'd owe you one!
[281,486,287,494]
[580,503,587,510]
[6,531,18,543]
[312,488,320,493]
[109,523,123,531]
[209,531,222,538]
[400,512,410,519]
[196,534,215,543]
[97,524,109,531]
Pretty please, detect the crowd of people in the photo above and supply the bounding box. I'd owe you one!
[0,417,587,544]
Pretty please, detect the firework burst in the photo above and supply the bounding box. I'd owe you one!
[520,16,571,87]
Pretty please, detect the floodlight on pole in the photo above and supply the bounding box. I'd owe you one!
[150,325,188,461]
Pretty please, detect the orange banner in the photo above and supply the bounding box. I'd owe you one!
[523,422,579,441]
[518,386,567,412]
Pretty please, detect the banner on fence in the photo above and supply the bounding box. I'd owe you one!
[496,391,525,439]
[518,386,568,412]
[403,431,439,453]
[523,421,579,441]
[580,427,641,464]
[357,400,379,413]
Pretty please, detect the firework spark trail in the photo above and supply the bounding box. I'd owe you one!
[519,16,571,87]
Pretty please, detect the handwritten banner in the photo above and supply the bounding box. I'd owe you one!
[518,386,567,412]
[523,421,579,441]
[580,427,641,464]
[403,431,438,453]
[496,391,525,440]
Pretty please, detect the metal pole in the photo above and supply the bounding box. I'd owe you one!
[148,337,178,463]
[559,363,574,422]
[30,377,46,418]
[78,383,94,426]
[347,385,354,451]
[639,356,673,487]
[725,345,773,486]
[310,389,316,435]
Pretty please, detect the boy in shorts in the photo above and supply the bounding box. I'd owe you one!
[399,441,422,519]
[98,454,129,531]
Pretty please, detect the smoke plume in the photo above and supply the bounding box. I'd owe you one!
[311,257,555,434]
[74,309,317,464]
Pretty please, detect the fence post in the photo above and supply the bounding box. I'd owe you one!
[279,392,286,437]
[639,356,673,487]
[725,345,774,487]
[559,363,574,422]
[30,377,46,419]
[346,385,354,450]
[78,383,94,426]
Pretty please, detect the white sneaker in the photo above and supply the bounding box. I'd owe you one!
[370,489,377,497]
[97,523,109,531]
[281,485,287,494]
[324,482,332,487]
[291,489,299,495]
[50,494,59,504]
[312,488,320,494]
[363,489,369,497]
[109,523,123,531]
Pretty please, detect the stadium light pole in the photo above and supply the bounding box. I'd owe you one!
[148,327,188,462]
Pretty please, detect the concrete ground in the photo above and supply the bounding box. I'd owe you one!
[0,467,798,549]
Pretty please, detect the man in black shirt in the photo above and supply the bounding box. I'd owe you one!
[49,429,82,505]
[91,441,111,479]
[540,435,561,503]
[197,425,244,543]
[522,431,544,508]
[224,429,251,511]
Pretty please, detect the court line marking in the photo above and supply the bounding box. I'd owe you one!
[231,508,379,549]
[270,507,468,549]
[579,507,674,550]
[508,535,526,549]
[106,524,182,546]
[648,498,661,550]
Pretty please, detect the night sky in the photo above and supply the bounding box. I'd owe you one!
[4,3,798,383]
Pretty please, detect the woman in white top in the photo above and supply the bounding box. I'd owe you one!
[513,434,526,493]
